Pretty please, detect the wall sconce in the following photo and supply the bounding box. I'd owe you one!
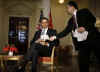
[58,0,64,4]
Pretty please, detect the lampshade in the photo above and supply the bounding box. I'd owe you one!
[58,0,64,4]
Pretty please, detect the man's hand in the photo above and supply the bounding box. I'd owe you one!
[44,42,49,46]
[77,27,86,33]
[50,36,56,41]
[40,41,45,45]
[40,42,49,46]
[35,39,43,43]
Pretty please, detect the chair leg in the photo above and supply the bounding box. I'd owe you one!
[51,63,54,72]
[0,56,6,72]
[50,47,56,72]
[50,57,54,72]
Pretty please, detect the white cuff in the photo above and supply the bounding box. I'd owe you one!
[47,44,50,47]
[54,36,57,39]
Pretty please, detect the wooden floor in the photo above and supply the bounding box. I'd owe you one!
[1,53,100,72]
[25,54,100,72]
[37,56,100,72]
[37,52,100,72]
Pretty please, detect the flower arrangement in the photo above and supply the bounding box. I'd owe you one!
[3,44,18,53]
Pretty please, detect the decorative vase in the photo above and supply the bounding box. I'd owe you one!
[8,51,13,56]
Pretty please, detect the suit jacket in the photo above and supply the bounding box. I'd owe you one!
[56,8,98,41]
[30,28,59,48]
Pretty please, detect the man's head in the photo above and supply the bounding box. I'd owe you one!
[67,1,78,14]
[40,17,49,28]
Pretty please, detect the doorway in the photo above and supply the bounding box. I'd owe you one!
[8,17,29,54]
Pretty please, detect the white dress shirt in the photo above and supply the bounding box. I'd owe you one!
[73,10,78,28]
[40,28,49,41]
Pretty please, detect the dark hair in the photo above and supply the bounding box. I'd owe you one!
[67,1,78,9]
[40,17,49,23]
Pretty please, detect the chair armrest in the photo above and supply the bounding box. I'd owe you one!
[51,46,56,63]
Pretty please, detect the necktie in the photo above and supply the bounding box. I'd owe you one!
[41,29,45,35]
[72,15,78,30]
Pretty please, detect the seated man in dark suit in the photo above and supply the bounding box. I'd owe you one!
[17,17,59,72]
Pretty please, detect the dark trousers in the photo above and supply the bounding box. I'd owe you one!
[23,43,52,72]
[77,38,100,72]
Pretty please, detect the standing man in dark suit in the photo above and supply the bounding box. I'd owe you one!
[50,1,100,72]
[18,17,59,72]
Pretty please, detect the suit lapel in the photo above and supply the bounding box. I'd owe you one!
[47,29,52,37]
[47,29,50,36]
[37,30,42,38]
